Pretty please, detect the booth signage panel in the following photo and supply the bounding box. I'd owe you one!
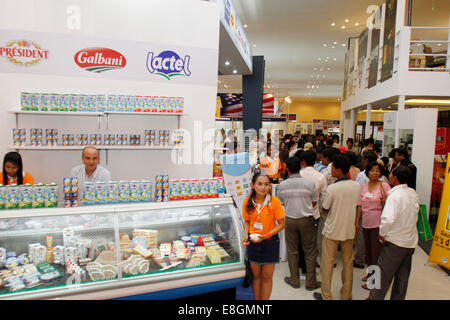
[0,29,217,86]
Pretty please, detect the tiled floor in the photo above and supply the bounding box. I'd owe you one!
[237,246,450,300]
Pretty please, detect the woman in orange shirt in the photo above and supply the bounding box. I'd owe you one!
[241,173,286,300]
[1,152,34,185]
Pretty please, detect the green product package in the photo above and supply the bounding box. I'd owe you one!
[417,204,433,241]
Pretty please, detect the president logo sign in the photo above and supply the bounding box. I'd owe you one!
[146,51,191,80]
[74,47,126,73]
[0,40,49,66]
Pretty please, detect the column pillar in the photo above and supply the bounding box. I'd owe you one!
[365,104,372,139]
[243,56,265,132]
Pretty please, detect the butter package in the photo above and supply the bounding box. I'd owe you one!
[30,93,39,111]
[60,94,70,111]
[83,182,96,205]
[129,180,142,203]
[117,95,127,111]
[40,93,50,111]
[141,180,152,202]
[107,181,119,204]
[95,182,107,205]
[119,181,130,203]
[50,93,60,111]
[53,245,65,265]
[46,183,58,207]
[88,95,97,112]
[0,185,6,209]
[125,95,135,112]
[7,184,20,209]
[19,184,33,209]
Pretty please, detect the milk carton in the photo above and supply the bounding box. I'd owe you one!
[141,180,152,202]
[19,184,33,209]
[95,182,107,205]
[199,178,210,199]
[129,180,141,202]
[7,184,20,209]
[119,181,130,203]
[0,185,6,209]
[107,181,119,204]
[21,92,31,110]
[40,93,50,111]
[69,94,79,112]
[33,183,46,208]
[107,95,117,112]
[189,179,200,199]
[125,95,135,112]
[117,95,127,112]
[46,183,58,207]
[96,95,106,112]
[179,179,190,200]
[50,93,60,111]
[79,94,89,112]
[170,180,180,201]
[83,182,96,206]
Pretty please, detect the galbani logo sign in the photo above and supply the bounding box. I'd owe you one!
[0,40,49,66]
[146,50,191,80]
[74,47,126,73]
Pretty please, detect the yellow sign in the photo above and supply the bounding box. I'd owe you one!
[429,153,450,269]
[216,96,222,118]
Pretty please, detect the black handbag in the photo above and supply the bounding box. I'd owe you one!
[242,257,253,288]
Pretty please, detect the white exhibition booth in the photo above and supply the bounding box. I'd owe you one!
[0,0,220,195]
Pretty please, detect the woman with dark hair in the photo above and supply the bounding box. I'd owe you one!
[355,161,391,290]
[241,173,286,300]
[0,152,34,185]
[344,151,360,181]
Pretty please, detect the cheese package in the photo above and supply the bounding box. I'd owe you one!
[160,242,172,256]
[206,247,221,264]
[133,245,153,258]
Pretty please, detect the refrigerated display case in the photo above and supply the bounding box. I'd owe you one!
[0,197,245,300]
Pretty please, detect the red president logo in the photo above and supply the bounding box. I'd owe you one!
[0,40,49,66]
[74,47,126,73]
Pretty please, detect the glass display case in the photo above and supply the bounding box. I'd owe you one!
[0,197,245,299]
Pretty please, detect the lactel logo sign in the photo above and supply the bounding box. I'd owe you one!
[0,40,49,66]
[146,50,191,80]
[74,47,126,73]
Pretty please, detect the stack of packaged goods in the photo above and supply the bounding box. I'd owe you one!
[45,129,58,146]
[63,178,79,207]
[76,134,88,146]
[89,134,102,146]
[0,183,58,210]
[83,180,152,206]
[172,129,184,148]
[62,134,75,146]
[169,177,225,201]
[30,129,43,146]
[154,175,169,202]
[145,130,156,146]
[159,130,170,147]
[12,129,26,147]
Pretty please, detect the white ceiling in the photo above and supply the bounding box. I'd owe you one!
[218,0,450,99]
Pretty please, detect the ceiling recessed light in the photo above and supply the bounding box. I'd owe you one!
[342,43,346,47]
[323,44,327,47]
[437,43,442,46]
[345,19,349,23]
[244,24,247,28]
[333,58,337,61]
[333,41,338,45]
[225,61,230,66]
[341,26,346,29]
[253,44,256,48]
[318,58,321,60]
[233,70,237,74]
[331,46,335,49]
[355,22,359,26]
[331,22,336,26]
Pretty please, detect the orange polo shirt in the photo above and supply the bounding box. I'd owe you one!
[259,156,281,179]
[0,171,34,185]
[242,196,285,236]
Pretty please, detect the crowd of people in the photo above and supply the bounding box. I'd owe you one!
[239,131,420,301]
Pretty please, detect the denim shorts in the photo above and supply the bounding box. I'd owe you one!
[246,234,280,265]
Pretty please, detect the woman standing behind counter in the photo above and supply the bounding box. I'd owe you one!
[0,152,34,185]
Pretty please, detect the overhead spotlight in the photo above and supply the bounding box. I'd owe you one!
[331,22,336,26]
[225,61,230,66]
[342,43,346,47]
[333,41,338,45]
[345,19,349,23]
[323,44,327,47]
[355,22,359,26]
[244,24,248,28]
[331,46,335,49]
[233,70,237,74]
[341,26,346,29]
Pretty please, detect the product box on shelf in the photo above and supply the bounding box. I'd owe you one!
[69,94,79,112]
[46,183,58,208]
[141,180,152,202]
[189,179,200,199]
[125,95,135,112]
[95,182,107,205]
[178,179,190,200]
[143,96,151,112]
[76,134,88,146]
[88,95,97,112]
[30,93,39,111]
[119,181,130,203]
[6,185,20,209]
[40,94,50,111]
[50,93,60,111]
[83,182,96,206]
[89,134,102,146]
[60,94,70,112]
[20,92,31,110]
[96,95,106,112]
[12,129,26,147]
[0,185,6,209]
[107,94,117,112]
[32,183,46,208]
[79,94,89,112]
[170,179,180,201]
[129,180,142,202]
[62,134,75,146]
[107,181,119,204]
[19,184,33,209]
[135,96,144,112]
[117,95,127,112]
[30,128,43,146]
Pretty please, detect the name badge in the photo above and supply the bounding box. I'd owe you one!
[253,222,263,230]
[365,192,374,198]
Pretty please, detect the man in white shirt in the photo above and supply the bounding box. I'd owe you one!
[279,156,320,290]
[319,148,337,186]
[71,146,112,187]
[300,150,328,262]
[313,155,361,300]
[368,165,419,300]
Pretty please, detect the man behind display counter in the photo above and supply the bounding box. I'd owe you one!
[71,146,111,185]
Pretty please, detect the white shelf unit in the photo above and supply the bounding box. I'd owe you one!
[10,108,186,164]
